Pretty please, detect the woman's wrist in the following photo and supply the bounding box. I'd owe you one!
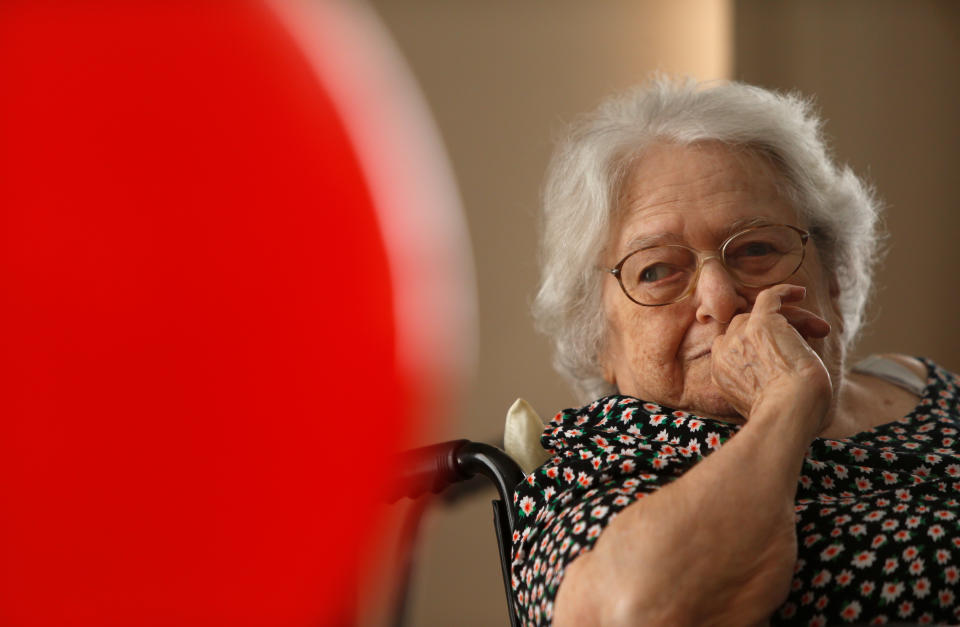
[748,376,831,447]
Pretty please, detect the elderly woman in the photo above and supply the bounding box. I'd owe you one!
[510,78,960,626]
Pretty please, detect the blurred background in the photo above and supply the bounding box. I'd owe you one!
[365,0,960,624]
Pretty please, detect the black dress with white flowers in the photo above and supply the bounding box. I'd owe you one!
[510,359,960,625]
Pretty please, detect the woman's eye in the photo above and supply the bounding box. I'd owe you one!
[734,241,777,258]
[639,263,678,283]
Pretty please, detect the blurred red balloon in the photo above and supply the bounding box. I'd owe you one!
[0,1,470,625]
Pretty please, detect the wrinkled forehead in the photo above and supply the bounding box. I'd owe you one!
[609,140,799,255]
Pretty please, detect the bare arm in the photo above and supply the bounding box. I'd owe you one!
[554,285,833,626]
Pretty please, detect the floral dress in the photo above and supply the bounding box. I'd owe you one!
[510,359,960,625]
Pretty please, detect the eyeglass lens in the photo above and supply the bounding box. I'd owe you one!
[618,225,805,305]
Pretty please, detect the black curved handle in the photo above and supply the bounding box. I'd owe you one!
[454,441,524,531]
[385,439,471,503]
[386,440,524,528]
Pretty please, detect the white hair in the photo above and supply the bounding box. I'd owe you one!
[533,77,884,403]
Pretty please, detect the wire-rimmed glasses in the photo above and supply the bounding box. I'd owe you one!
[607,224,810,306]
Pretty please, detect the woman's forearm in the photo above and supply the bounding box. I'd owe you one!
[555,384,826,626]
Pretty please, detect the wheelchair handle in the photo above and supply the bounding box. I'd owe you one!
[387,439,524,530]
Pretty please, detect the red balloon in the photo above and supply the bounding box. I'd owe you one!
[0,2,467,624]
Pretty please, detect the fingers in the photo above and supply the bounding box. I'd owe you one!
[736,284,830,339]
[752,284,806,316]
[722,283,832,343]
[780,306,831,339]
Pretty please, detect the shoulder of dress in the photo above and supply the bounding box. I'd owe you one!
[874,353,928,380]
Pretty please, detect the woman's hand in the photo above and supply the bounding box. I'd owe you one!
[710,284,833,434]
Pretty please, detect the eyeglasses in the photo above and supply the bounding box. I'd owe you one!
[607,224,809,306]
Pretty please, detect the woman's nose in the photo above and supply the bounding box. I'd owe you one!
[693,258,750,324]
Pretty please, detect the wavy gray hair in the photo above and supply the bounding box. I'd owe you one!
[533,77,884,403]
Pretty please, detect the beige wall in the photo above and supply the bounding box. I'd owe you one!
[366,1,731,624]
[365,1,959,625]
[735,0,960,370]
